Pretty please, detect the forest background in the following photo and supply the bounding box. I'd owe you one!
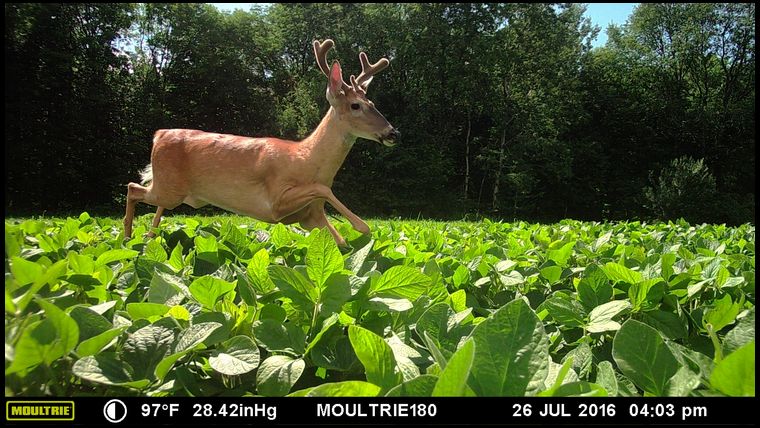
[4,3,755,225]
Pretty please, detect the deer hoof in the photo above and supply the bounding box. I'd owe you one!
[355,221,370,235]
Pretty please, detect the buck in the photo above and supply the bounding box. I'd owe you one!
[123,39,399,246]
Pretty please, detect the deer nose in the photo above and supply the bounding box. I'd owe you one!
[381,127,400,147]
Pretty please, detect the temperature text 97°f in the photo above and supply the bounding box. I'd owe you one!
[141,403,180,417]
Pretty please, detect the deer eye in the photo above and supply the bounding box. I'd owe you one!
[350,103,361,110]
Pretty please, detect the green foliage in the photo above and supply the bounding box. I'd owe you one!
[644,156,719,223]
[5,214,754,396]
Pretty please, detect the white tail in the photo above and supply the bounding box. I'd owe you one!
[139,164,153,185]
[123,39,398,245]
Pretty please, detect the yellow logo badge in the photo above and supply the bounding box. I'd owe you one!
[6,401,75,421]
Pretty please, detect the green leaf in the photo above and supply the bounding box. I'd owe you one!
[723,308,755,355]
[540,265,562,284]
[452,264,470,288]
[595,361,618,396]
[220,221,251,259]
[415,302,466,353]
[10,256,44,286]
[369,266,431,300]
[126,302,170,320]
[385,375,438,397]
[5,223,22,259]
[602,262,642,285]
[469,298,550,396]
[710,342,754,396]
[123,325,175,380]
[666,366,701,396]
[70,306,112,342]
[248,249,275,293]
[153,322,223,381]
[166,305,190,321]
[586,300,630,333]
[546,241,575,267]
[269,265,318,310]
[346,239,374,275]
[73,354,149,389]
[306,381,381,397]
[144,239,167,262]
[366,297,413,312]
[253,319,306,355]
[422,331,448,370]
[168,241,185,272]
[564,342,593,380]
[37,299,79,364]
[320,274,351,315]
[308,330,356,372]
[232,264,257,306]
[539,358,576,395]
[15,260,68,312]
[540,293,586,327]
[76,328,126,357]
[641,309,688,340]
[209,335,261,375]
[348,325,402,391]
[147,270,187,306]
[703,294,742,332]
[628,278,664,311]
[194,235,219,274]
[6,304,80,376]
[612,319,680,396]
[189,276,236,310]
[256,355,306,396]
[259,304,287,323]
[432,339,475,396]
[174,322,222,354]
[306,227,344,288]
[304,314,339,356]
[95,249,138,266]
[449,289,468,312]
[552,382,608,397]
[660,253,676,281]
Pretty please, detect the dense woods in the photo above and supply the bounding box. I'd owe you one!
[4,3,755,224]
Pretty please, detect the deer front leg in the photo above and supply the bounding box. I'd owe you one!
[146,207,165,238]
[299,202,348,247]
[273,183,370,235]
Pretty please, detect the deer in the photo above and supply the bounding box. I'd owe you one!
[123,39,399,246]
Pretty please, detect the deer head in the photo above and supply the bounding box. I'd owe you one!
[313,39,400,147]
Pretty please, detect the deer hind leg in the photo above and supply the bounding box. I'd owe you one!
[124,182,183,238]
[124,182,147,238]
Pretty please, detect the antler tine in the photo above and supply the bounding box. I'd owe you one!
[313,39,351,93]
[313,39,334,77]
[355,51,389,91]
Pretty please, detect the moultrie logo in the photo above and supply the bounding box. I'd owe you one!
[6,401,75,421]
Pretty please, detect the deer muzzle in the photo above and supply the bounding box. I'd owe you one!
[381,128,400,147]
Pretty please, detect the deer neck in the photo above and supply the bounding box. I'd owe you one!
[299,107,356,184]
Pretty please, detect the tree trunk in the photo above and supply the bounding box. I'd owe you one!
[492,126,506,211]
[464,109,471,201]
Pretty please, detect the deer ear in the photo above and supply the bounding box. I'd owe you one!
[328,61,344,97]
